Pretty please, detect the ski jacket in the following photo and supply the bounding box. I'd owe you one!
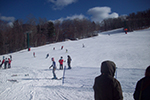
[52,61,56,69]
[2,59,5,64]
[8,58,11,64]
[59,59,64,65]
[93,60,123,100]
[134,76,150,100]
[67,56,71,64]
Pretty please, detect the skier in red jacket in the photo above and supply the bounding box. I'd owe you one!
[59,56,64,70]
[8,58,12,68]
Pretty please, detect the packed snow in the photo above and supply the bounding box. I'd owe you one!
[0,28,150,100]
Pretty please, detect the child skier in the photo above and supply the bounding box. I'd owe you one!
[59,56,64,70]
[49,58,57,79]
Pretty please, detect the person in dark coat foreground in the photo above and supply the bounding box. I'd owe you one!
[93,60,123,100]
[133,65,150,100]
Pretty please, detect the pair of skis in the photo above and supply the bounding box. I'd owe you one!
[50,66,66,85]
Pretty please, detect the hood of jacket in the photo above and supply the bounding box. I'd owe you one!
[101,60,116,77]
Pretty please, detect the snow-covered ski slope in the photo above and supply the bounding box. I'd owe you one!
[0,28,150,100]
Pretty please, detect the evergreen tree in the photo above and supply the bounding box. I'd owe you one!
[47,21,55,38]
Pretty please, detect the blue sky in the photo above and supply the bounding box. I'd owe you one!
[0,0,150,23]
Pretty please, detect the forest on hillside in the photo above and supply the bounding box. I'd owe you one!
[0,9,150,55]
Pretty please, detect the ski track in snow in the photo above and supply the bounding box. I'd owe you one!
[0,28,150,100]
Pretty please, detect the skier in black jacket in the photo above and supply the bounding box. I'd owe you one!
[67,55,72,69]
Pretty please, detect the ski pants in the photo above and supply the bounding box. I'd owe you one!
[52,68,57,78]
[60,64,63,70]
[0,64,2,68]
[4,61,8,69]
[68,63,71,69]
[8,63,11,68]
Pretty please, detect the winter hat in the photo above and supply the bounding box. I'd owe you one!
[5,58,8,61]
[3,56,5,60]
[51,58,54,61]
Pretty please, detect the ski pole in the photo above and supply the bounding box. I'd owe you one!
[62,65,66,84]
[115,67,117,79]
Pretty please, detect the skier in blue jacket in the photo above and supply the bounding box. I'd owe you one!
[49,57,57,79]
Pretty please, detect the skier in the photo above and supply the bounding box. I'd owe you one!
[67,55,72,69]
[33,52,35,57]
[82,44,85,48]
[4,58,9,69]
[59,56,64,70]
[66,49,68,53]
[49,57,57,79]
[8,57,12,68]
[3,56,5,60]
[124,28,128,34]
[45,53,49,59]
[0,57,5,68]
[133,65,150,100]
[61,46,63,50]
[93,60,123,100]
[10,55,12,60]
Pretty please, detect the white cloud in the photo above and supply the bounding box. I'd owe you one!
[48,0,77,10]
[87,7,119,23]
[65,14,87,20]
[0,14,15,22]
[51,14,87,23]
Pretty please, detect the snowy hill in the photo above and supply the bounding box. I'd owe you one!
[0,28,150,100]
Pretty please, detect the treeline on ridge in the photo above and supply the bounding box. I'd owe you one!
[0,9,150,55]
